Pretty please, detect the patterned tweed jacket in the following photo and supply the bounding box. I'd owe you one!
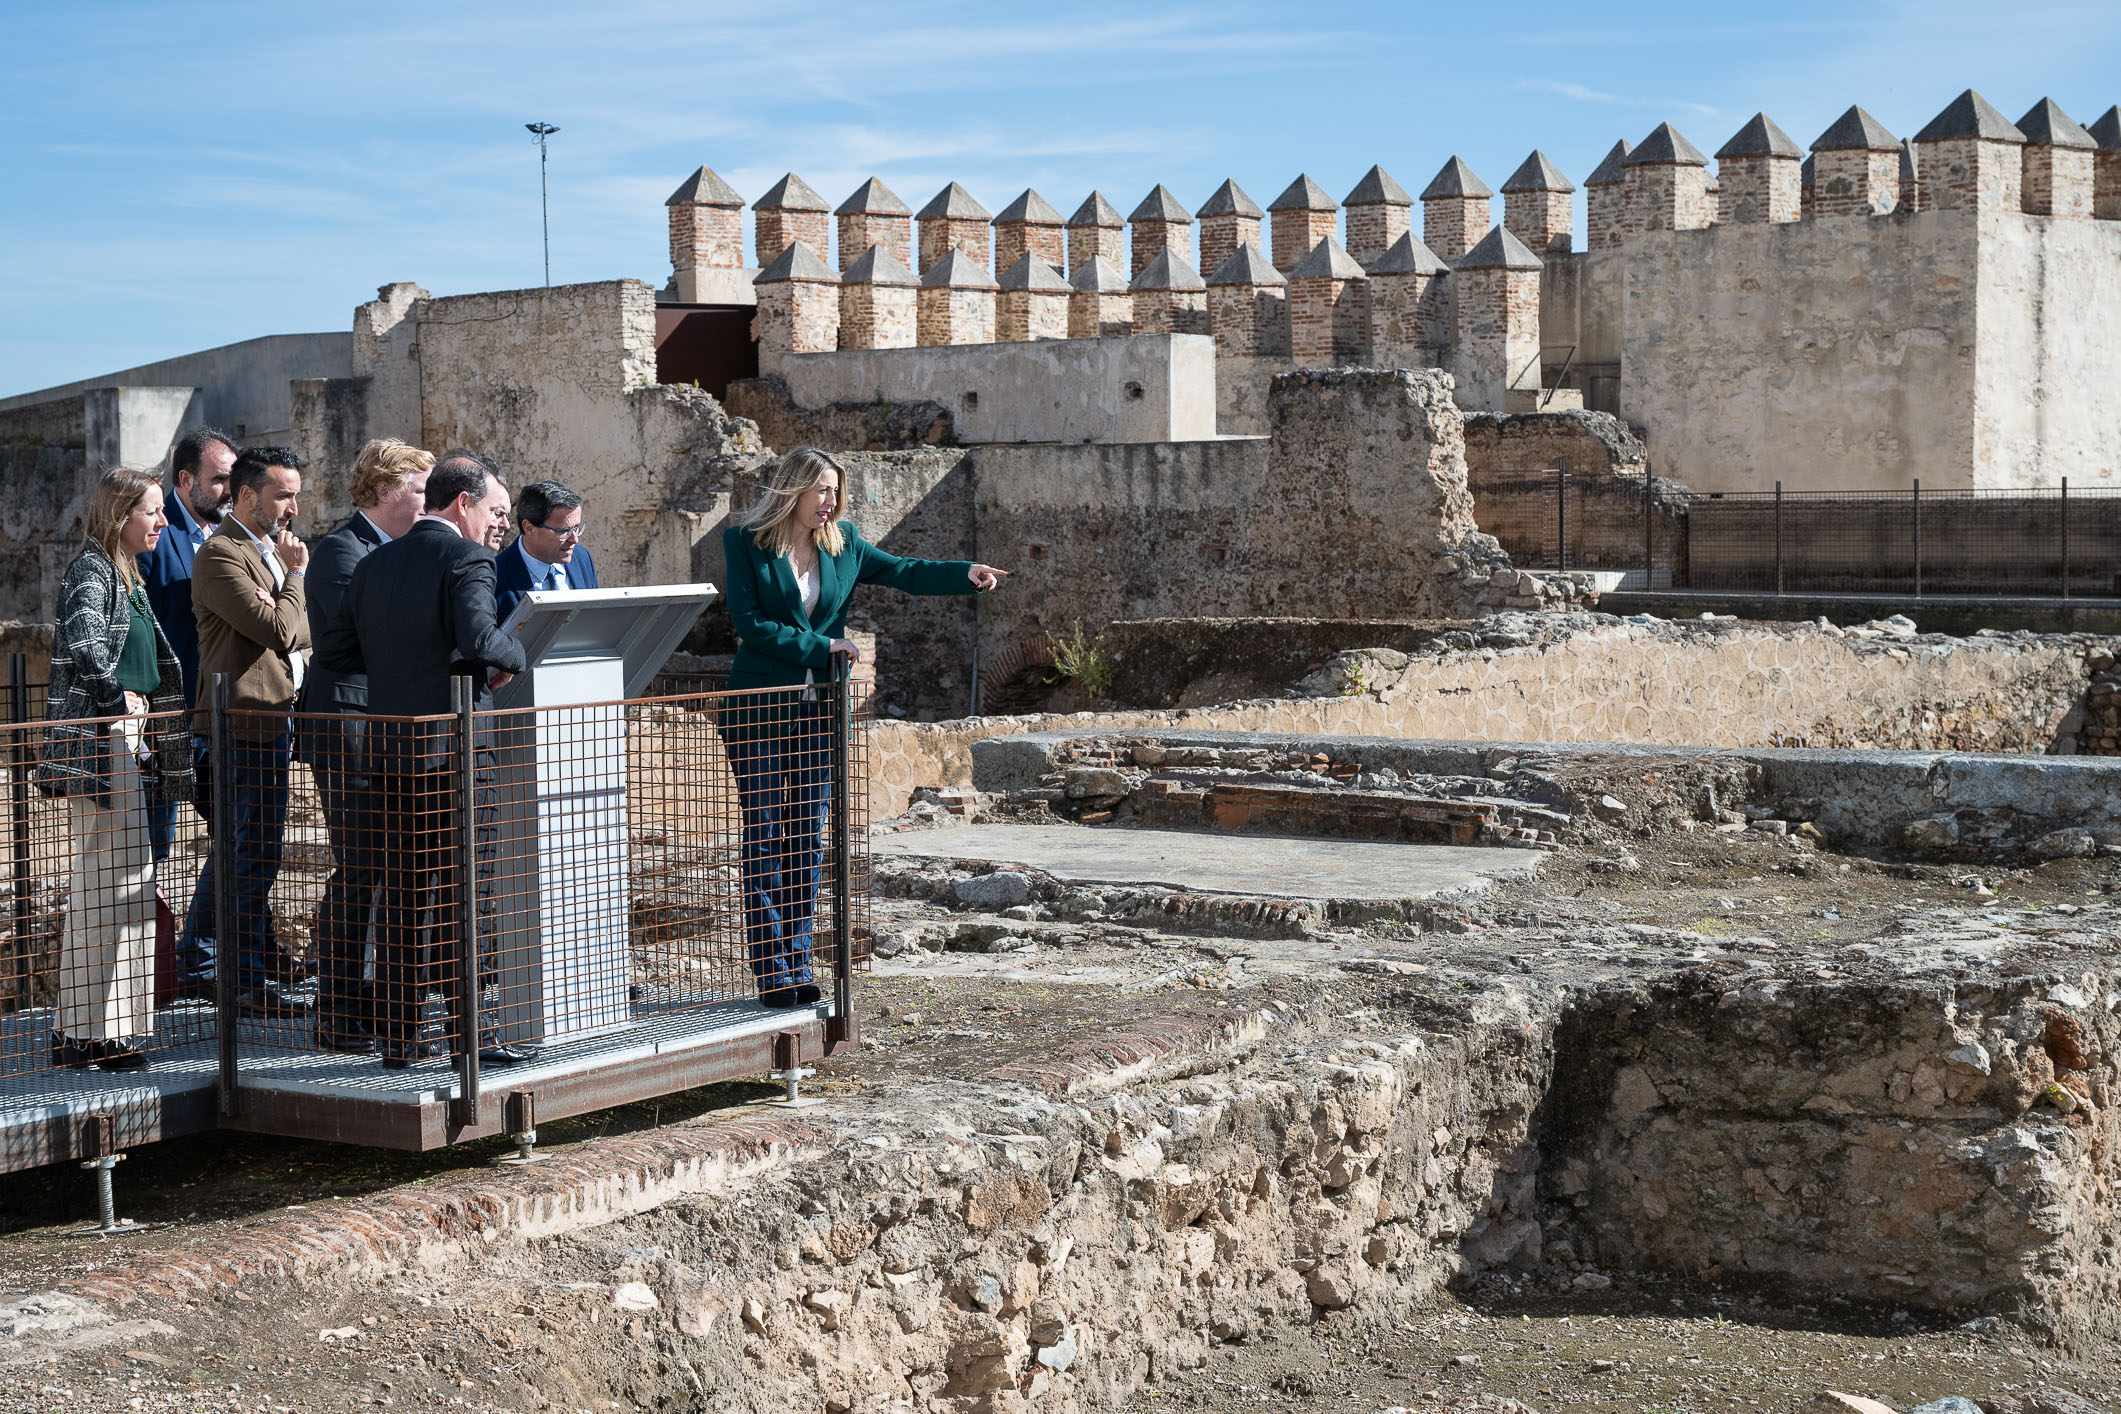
[39,543,195,805]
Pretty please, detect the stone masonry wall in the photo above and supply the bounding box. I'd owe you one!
[862,614,2096,816]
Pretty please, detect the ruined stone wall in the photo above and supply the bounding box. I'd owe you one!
[968,370,1557,680]
[720,376,952,455]
[1462,409,1646,480]
[410,279,765,590]
[863,615,2095,815]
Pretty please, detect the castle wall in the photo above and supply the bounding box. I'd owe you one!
[334,278,765,592]
[1972,211,2121,488]
[1619,210,1981,492]
[761,334,1217,445]
[0,332,350,446]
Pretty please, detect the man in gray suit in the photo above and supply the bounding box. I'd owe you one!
[299,439,433,1053]
[319,451,527,1069]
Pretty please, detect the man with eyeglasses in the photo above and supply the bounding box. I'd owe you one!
[494,480,597,624]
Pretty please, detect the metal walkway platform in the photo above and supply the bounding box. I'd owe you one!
[1,995,834,1169]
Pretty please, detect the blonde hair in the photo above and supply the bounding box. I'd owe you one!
[83,467,163,586]
[348,438,435,510]
[740,447,846,558]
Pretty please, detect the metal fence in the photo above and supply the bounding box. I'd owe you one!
[0,663,868,1166]
[1469,472,2121,598]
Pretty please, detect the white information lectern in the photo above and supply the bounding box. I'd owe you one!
[490,584,718,1047]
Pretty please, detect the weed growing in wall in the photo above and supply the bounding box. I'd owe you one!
[1049,621,1115,699]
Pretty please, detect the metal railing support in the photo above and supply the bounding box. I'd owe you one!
[8,654,29,1011]
[827,657,856,1054]
[1774,482,1784,596]
[211,674,238,1116]
[2061,478,2071,600]
[451,676,481,1129]
[1556,458,1569,573]
[1912,479,1923,598]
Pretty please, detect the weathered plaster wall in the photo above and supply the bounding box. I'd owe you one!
[862,615,2095,815]
[0,332,351,443]
[966,370,1559,680]
[1974,211,2121,488]
[763,334,1217,444]
[410,279,764,590]
[1621,211,1981,493]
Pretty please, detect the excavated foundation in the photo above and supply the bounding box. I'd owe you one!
[519,961,2118,1413]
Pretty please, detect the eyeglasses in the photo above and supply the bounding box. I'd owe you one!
[534,521,587,542]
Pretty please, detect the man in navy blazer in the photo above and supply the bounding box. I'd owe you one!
[138,426,236,993]
[493,480,596,624]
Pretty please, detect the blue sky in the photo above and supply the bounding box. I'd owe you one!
[4,0,2118,397]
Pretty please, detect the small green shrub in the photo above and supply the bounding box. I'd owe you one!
[1048,621,1115,700]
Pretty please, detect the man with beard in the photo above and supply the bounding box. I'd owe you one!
[140,427,236,996]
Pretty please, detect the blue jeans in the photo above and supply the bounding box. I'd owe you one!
[150,737,216,984]
[725,705,831,995]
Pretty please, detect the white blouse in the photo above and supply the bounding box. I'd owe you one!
[794,558,822,691]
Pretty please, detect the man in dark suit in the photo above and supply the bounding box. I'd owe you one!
[493,480,598,624]
[139,427,235,992]
[298,439,433,1053]
[319,451,528,1069]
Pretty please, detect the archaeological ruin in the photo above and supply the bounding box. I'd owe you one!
[4,81,2121,1414]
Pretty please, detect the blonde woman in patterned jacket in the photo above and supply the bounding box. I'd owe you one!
[39,466,195,1070]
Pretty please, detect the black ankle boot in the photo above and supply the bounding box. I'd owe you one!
[91,1040,149,1072]
[51,1032,86,1069]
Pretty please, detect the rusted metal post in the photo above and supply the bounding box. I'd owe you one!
[829,657,854,1043]
[1556,458,1569,572]
[211,674,237,1115]
[451,676,481,1129]
[1912,479,1923,599]
[2061,478,2071,600]
[8,654,29,1011]
[1774,482,1784,596]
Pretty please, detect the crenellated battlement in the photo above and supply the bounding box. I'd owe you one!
[679,86,2120,439]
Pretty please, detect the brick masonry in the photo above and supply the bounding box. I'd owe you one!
[998,287,1071,342]
[1208,283,1289,358]
[1422,198,1489,262]
[918,285,997,346]
[1586,183,1626,252]
[2023,146,2095,218]
[920,219,992,274]
[1130,220,1191,278]
[1718,155,1802,224]
[839,213,913,272]
[2097,149,2121,221]
[1502,190,1572,255]
[1134,287,1210,337]
[1451,267,1539,414]
[1370,270,1449,367]
[841,282,917,350]
[1271,209,1339,272]
[1068,289,1133,339]
[1622,165,1711,234]
[996,222,1067,274]
[1813,149,1900,217]
[1198,215,1262,277]
[1288,276,1371,363]
[1068,222,1125,272]
[55,1116,824,1310]
[757,209,831,270]
[669,204,743,275]
[1344,204,1412,266]
[757,271,840,358]
[1920,138,2024,214]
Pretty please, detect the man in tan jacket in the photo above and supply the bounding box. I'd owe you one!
[191,446,313,1018]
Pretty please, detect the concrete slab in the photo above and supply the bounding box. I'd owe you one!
[873,824,1540,900]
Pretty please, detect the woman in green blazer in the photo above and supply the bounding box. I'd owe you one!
[722,447,1006,1007]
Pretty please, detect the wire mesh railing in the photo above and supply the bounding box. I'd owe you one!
[1468,472,2121,598]
[1,662,869,1150]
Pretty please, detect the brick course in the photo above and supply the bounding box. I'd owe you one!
[918,283,996,346]
[1067,193,1126,272]
[2023,145,2095,218]
[1198,213,1262,277]
[1920,137,2024,214]
[840,281,916,350]
[1718,154,1802,224]
[1422,198,1489,262]
[756,244,841,358]
[668,203,743,277]
[1812,148,1900,217]
[839,212,912,271]
[1207,281,1289,358]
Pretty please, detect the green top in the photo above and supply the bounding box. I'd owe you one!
[114,581,160,696]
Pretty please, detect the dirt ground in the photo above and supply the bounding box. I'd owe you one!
[2,821,2118,1414]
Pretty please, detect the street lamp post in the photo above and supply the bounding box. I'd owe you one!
[526,122,559,287]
